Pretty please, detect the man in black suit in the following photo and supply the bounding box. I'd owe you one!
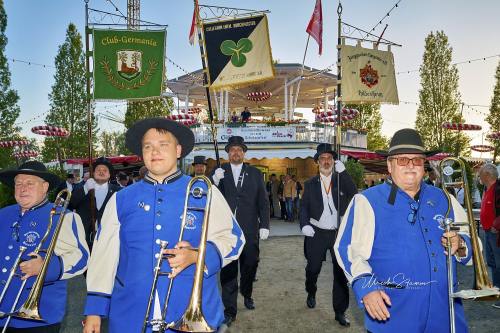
[300,143,357,327]
[56,173,75,197]
[211,136,270,326]
[70,157,121,250]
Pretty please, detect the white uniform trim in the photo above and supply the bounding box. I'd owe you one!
[56,212,89,279]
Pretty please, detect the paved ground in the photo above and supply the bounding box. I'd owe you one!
[60,219,499,333]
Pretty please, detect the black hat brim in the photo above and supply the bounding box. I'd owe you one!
[125,118,195,158]
[376,148,441,157]
[93,160,114,174]
[224,143,248,153]
[314,150,338,161]
[0,169,61,190]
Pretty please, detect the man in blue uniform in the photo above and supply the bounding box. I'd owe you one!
[0,161,89,332]
[83,118,245,333]
[335,128,473,333]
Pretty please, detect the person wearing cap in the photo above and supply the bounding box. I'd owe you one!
[300,143,357,327]
[83,118,245,333]
[210,135,270,326]
[192,155,207,176]
[70,157,121,250]
[334,128,473,332]
[0,161,89,332]
[56,173,75,194]
[116,172,129,188]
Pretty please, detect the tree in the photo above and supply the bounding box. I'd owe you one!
[0,0,21,168]
[124,97,174,129]
[415,31,469,156]
[486,60,500,162]
[97,130,128,156]
[344,103,388,151]
[42,23,97,167]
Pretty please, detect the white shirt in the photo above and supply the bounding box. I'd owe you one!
[84,182,109,211]
[66,181,73,192]
[310,173,338,230]
[231,163,243,187]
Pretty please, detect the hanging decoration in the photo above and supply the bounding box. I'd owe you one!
[486,131,500,140]
[13,150,38,159]
[0,140,29,148]
[32,125,70,137]
[179,107,203,114]
[247,91,272,102]
[166,114,198,127]
[441,122,481,131]
[470,145,494,152]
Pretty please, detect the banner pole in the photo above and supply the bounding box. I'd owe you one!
[336,2,343,229]
[194,1,220,167]
[291,35,310,120]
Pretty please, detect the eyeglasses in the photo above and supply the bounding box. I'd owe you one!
[11,221,20,242]
[389,156,426,167]
[407,202,419,225]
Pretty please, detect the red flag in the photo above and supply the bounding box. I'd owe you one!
[189,0,199,45]
[306,0,323,55]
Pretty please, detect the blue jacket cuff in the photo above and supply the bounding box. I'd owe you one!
[84,293,111,317]
[456,235,472,264]
[45,254,63,282]
[352,274,381,308]
[204,241,222,277]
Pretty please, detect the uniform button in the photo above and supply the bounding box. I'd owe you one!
[424,228,429,232]
[157,198,163,203]
[428,240,432,245]
[434,267,438,272]
[158,188,163,192]
[1,268,7,273]
[155,253,160,259]
[156,225,162,230]
[156,211,161,217]
[5,256,10,261]
[8,245,13,250]
[156,239,161,245]
[431,252,436,257]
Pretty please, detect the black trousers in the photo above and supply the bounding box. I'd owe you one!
[221,239,259,318]
[304,227,349,314]
[1,323,61,333]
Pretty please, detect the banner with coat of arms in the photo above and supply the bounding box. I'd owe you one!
[341,45,399,104]
[202,15,274,90]
[92,29,166,100]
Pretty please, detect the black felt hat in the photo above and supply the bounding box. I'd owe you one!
[0,160,61,190]
[93,157,114,174]
[313,143,338,161]
[192,155,207,165]
[125,117,194,158]
[376,128,440,157]
[224,136,248,153]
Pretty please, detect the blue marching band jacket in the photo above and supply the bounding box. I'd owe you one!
[334,180,473,333]
[0,199,89,328]
[84,172,245,333]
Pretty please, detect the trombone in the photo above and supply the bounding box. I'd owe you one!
[142,175,215,333]
[439,157,500,333]
[0,189,72,331]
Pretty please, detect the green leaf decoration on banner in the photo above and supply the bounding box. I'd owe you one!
[220,38,253,67]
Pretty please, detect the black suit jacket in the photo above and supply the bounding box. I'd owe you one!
[69,182,121,241]
[211,163,270,241]
[300,171,357,230]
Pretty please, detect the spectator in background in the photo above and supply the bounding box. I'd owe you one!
[293,175,303,219]
[56,173,75,194]
[192,155,208,176]
[241,107,251,122]
[278,175,287,220]
[284,174,296,221]
[266,174,276,218]
[425,166,437,186]
[231,111,239,123]
[117,172,129,188]
[138,165,148,180]
[79,171,90,186]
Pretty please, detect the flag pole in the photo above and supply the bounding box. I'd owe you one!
[291,35,310,120]
[194,1,220,167]
[336,1,343,230]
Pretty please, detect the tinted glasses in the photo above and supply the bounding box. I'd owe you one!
[389,156,426,167]
[407,202,419,225]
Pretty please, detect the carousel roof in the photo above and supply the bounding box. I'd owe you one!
[167,63,337,116]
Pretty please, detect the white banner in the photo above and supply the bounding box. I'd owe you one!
[341,45,399,104]
[217,126,296,142]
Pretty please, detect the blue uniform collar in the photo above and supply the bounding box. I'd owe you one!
[20,197,50,214]
[144,169,183,185]
[385,177,424,205]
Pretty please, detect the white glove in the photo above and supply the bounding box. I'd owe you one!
[212,168,225,186]
[301,225,315,237]
[335,160,346,173]
[259,228,270,240]
[84,178,96,193]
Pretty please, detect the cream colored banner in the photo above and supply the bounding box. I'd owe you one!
[341,45,399,104]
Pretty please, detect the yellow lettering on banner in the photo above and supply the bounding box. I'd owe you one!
[101,36,119,46]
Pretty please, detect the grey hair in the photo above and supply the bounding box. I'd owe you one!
[479,163,499,180]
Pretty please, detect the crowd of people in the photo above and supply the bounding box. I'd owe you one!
[0,121,498,332]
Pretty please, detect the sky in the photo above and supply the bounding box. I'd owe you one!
[4,0,500,156]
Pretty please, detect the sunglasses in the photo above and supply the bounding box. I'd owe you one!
[407,202,419,225]
[389,156,426,167]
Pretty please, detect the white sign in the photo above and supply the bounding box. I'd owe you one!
[217,126,296,142]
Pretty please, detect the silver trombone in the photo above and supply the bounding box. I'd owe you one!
[142,176,214,333]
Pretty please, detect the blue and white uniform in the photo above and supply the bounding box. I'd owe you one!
[84,171,245,333]
[0,199,89,328]
[334,180,472,333]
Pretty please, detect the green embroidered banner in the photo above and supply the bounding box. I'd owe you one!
[92,29,166,100]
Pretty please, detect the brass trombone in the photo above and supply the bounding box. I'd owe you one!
[0,189,72,331]
[439,157,500,333]
[142,176,214,333]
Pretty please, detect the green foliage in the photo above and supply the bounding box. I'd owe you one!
[97,130,129,156]
[344,103,388,151]
[0,183,15,208]
[344,159,365,190]
[0,1,21,168]
[124,97,174,129]
[486,61,500,162]
[42,23,97,164]
[415,31,469,156]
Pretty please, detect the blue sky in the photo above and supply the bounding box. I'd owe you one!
[4,0,500,155]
